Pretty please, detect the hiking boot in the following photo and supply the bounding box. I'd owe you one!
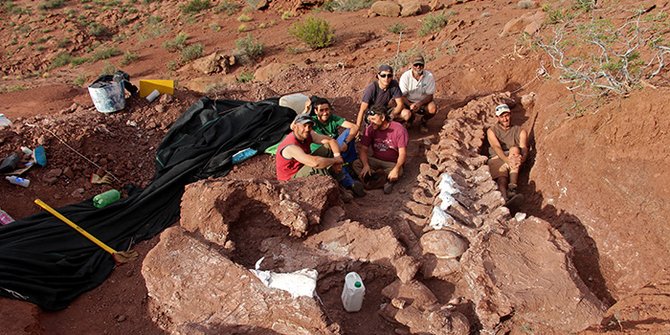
[419,122,429,134]
[340,187,354,203]
[351,181,366,197]
[383,182,394,194]
[505,193,524,209]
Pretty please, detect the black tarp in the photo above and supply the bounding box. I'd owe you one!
[0,97,295,310]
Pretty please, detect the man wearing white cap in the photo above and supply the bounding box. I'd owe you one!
[487,104,528,201]
[399,55,437,133]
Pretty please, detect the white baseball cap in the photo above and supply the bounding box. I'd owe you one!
[495,104,511,116]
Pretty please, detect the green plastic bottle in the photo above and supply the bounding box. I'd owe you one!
[93,189,121,208]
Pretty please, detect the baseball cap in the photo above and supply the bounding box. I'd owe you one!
[293,113,315,125]
[378,64,393,73]
[495,104,511,116]
[412,55,425,66]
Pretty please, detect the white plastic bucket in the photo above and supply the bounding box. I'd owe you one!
[341,272,365,312]
[279,93,309,114]
[88,80,125,113]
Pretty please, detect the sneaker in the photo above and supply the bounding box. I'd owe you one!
[383,182,394,194]
[419,122,429,134]
[351,181,366,197]
[336,169,355,189]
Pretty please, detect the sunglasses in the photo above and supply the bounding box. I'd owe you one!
[413,63,424,67]
[378,73,393,78]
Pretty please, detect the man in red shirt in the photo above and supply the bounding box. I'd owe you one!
[276,113,344,181]
[352,105,409,194]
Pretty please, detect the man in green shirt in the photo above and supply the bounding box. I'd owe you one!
[307,96,365,197]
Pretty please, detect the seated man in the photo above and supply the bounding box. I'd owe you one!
[276,113,344,181]
[355,64,404,130]
[306,96,365,197]
[352,105,409,194]
[399,55,438,133]
[486,104,529,202]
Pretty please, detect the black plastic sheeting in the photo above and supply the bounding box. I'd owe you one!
[0,97,295,310]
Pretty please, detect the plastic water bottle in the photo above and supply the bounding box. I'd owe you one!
[5,176,30,187]
[341,272,365,312]
[93,189,121,208]
[0,209,14,225]
[231,148,258,164]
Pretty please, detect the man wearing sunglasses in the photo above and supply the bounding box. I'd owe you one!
[352,104,408,194]
[355,64,404,130]
[399,55,437,133]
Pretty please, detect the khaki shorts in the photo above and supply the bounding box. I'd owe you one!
[488,156,510,180]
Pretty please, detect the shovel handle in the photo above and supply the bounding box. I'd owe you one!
[34,199,117,255]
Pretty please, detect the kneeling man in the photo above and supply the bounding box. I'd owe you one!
[276,113,344,181]
[352,105,408,194]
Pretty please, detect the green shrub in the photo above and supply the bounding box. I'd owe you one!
[289,16,334,49]
[71,57,89,66]
[121,51,139,65]
[237,23,252,32]
[100,62,117,75]
[235,34,264,62]
[388,23,406,34]
[215,0,240,15]
[281,11,292,20]
[50,52,72,69]
[4,2,31,15]
[180,43,204,62]
[418,11,448,36]
[163,33,189,52]
[73,74,88,86]
[88,23,110,37]
[38,0,65,10]
[322,0,374,12]
[573,0,595,12]
[236,72,254,83]
[237,14,252,22]
[181,0,210,14]
[92,47,122,61]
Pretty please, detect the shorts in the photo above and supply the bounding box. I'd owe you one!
[488,156,510,180]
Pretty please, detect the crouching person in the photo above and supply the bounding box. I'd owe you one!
[352,105,408,194]
[276,113,345,181]
[486,104,528,203]
[305,96,365,197]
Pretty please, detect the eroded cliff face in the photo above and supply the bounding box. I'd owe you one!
[528,85,670,300]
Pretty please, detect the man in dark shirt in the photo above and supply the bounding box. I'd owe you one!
[355,64,404,130]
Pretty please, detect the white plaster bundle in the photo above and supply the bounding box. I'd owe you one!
[250,257,318,298]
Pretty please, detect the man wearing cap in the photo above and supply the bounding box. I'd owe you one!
[355,64,404,130]
[276,113,344,181]
[399,55,437,133]
[487,104,528,201]
[352,104,409,194]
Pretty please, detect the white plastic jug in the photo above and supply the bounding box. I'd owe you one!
[279,93,309,114]
[341,272,365,312]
